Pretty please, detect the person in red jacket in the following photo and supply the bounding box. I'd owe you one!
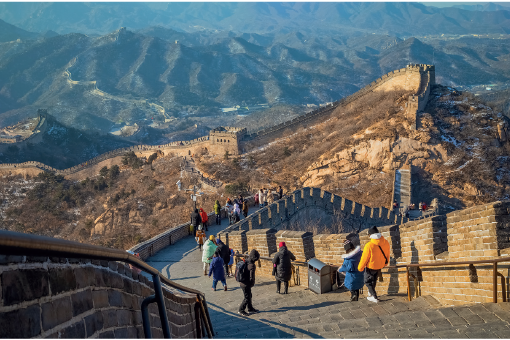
[199,208,209,231]
[358,226,391,303]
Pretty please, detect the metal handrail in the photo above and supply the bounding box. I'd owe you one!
[384,256,510,302]
[0,230,214,339]
[235,251,509,304]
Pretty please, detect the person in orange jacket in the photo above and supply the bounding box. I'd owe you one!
[199,208,209,231]
[358,226,390,303]
[195,225,207,251]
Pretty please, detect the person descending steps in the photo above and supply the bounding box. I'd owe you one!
[237,249,260,317]
[338,240,364,301]
[358,226,390,303]
[209,249,227,291]
[202,235,217,276]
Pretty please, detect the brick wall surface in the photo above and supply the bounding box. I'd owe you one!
[0,256,200,339]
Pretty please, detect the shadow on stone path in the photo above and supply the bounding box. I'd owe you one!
[146,207,510,339]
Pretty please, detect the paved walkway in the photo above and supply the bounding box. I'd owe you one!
[146,208,510,339]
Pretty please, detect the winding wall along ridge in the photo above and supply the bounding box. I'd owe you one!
[0,65,434,177]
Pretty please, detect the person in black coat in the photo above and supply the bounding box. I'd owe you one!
[190,209,201,235]
[272,242,296,294]
[238,249,260,316]
[216,238,231,277]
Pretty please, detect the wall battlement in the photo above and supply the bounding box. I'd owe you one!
[228,198,510,306]
[218,187,407,238]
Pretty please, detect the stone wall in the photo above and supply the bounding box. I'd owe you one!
[130,210,228,260]
[0,256,199,338]
[220,187,407,236]
[243,64,435,147]
[223,197,510,306]
[0,65,435,178]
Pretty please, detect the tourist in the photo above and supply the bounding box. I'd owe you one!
[195,226,206,251]
[267,188,274,205]
[272,241,296,294]
[423,202,428,211]
[393,200,399,212]
[419,202,423,211]
[254,192,259,206]
[238,249,260,316]
[263,188,269,206]
[358,226,390,303]
[258,188,265,208]
[233,202,241,223]
[199,208,209,231]
[242,199,249,218]
[209,250,227,291]
[228,248,234,277]
[216,237,230,278]
[214,200,222,225]
[338,240,364,301]
[202,235,217,275]
[190,208,201,236]
[278,186,283,199]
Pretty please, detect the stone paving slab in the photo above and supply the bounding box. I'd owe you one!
[145,208,510,338]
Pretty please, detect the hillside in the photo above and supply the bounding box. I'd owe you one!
[2,23,510,140]
[198,85,510,211]
[0,115,134,169]
[3,74,510,250]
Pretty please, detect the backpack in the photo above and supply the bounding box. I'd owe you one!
[235,259,249,283]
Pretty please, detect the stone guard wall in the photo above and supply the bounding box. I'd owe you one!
[225,199,510,306]
[0,256,199,338]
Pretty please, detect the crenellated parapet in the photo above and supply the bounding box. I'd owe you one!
[222,193,510,305]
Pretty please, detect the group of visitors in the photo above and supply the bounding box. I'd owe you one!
[338,226,390,303]
[255,186,284,208]
[189,207,210,235]
[202,236,235,286]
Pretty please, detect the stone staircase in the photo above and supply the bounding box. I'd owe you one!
[393,168,411,211]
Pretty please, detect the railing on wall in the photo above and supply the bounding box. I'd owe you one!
[0,230,214,339]
[390,257,509,303]
[234,242,508,304]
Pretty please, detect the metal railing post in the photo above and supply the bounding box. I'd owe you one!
[152,274,171,338]
[406,267,412,302]
[497,272,507,303]
[141,295,157,338]
[493,262,498,303]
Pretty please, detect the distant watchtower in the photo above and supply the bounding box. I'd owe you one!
[209,127,247,156]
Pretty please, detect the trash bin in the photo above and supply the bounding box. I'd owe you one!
[308,258,331,294]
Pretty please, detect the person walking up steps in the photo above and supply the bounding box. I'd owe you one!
[358,226,390,303]
[209,250,227,291]
[195,226,206,251]
[273,241,295,294]
[202,235,217,276]
[237,249,260,317]
[214,200,222,225]
[338,240,364,301]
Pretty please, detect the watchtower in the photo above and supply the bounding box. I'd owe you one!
[209,127,247,156]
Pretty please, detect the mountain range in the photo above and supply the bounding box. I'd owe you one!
[1,2,510,37]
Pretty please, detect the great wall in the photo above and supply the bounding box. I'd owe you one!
[3,186,508,338]
[0,64,435,181]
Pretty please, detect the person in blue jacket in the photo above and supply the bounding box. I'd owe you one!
[209,249,227,291]
[228,248,234,277]
[338,240,364,301]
